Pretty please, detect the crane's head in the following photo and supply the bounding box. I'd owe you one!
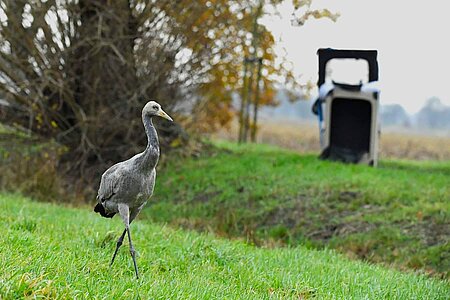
[142,101,173,122]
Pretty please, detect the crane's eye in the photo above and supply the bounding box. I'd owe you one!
[152,105,159,110]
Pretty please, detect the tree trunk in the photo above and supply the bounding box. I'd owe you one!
[243,59,254,142]
[64,0,140,174]
[251,58,262,142]
[238,57,249,143]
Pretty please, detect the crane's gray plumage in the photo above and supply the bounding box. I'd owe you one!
[94,100,172,279]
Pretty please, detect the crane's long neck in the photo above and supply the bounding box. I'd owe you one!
[140,114,160,171]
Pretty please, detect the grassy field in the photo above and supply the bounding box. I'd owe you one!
[149,141,450,279]
[1,194,449,299]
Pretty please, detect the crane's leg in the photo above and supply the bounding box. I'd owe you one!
[110,228,126,267]
[126,224,139,279]
[117,203,139,279]
[110,204,143,267]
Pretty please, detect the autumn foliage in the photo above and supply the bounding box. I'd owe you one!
[0,0,337,186]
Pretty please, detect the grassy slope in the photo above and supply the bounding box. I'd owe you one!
[150,141,450,278]
[1,194,449,299]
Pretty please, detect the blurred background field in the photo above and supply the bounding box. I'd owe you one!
[215,120,450,161]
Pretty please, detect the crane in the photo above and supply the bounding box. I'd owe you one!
[94,101,172,279]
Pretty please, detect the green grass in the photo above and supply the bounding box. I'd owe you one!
[1,194,449,299]
[149,140,450,278]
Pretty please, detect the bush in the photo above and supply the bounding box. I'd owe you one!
[0,128,67,202]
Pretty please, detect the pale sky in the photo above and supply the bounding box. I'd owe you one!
[262,0,450,114]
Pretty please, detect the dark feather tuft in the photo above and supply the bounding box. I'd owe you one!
[94,202,116,218]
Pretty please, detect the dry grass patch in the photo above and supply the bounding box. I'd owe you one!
[215,120,450,160]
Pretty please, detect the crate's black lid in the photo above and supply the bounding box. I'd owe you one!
[317,48,379,87]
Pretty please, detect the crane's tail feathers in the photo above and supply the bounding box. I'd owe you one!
[94,203,116,218]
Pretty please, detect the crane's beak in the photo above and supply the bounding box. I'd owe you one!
[157,109,173,122]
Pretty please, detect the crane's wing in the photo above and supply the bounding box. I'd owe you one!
[96,163,123,203]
